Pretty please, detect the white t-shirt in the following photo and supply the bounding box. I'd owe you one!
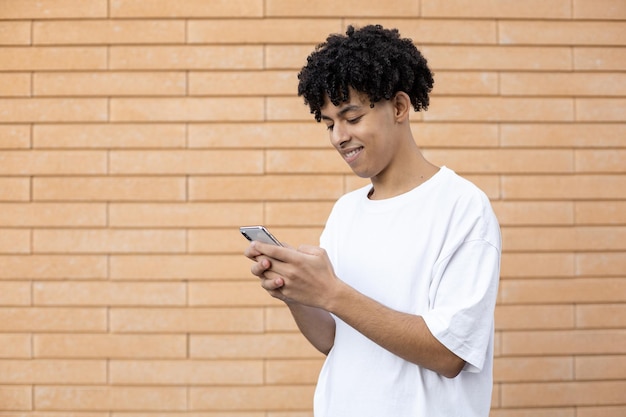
[314,166,501,417]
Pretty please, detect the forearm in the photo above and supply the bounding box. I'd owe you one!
[287,301,335,355]
[325,281,465,377]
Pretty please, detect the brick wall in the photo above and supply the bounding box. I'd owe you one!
[0,0,624,415]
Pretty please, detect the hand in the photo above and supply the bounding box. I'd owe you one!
[244,241,286,300]
[247,241,340,309]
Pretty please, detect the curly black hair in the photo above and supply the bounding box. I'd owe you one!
[297,24,434,122]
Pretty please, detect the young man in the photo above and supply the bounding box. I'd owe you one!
[245,25,501,416]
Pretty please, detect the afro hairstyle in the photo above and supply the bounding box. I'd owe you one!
[297,24,434,122]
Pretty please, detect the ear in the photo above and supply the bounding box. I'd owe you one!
[392,91,411,123]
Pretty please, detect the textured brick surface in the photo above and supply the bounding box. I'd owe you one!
[0,2,623,415]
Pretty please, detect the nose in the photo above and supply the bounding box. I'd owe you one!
[330,122,349,148]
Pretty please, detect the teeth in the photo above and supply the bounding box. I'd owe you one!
[345,148,361,158]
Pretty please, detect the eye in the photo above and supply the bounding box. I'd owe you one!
[326,124,334,131]
[348,116,363,124]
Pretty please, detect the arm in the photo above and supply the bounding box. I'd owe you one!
[245,244,336,355]
[249,241,465,378]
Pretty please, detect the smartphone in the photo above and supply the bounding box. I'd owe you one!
[240,226,283,246]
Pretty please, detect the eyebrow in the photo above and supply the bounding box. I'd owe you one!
[320,104,362,121]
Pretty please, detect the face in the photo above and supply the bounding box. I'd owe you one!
[320,90,401,180]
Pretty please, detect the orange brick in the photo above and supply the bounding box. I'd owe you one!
[490,408,574,417]
[109,45,263,70]
[265,306,298,332]
[267,97,318,121]
[189,228,258,253]
[422,0,571,18]
[425,97,574,122]
[0,73,30,97]
[189,175,344,201]
[33,20,185,44]
[188,122,323,148]
[0,0,107,19]
[576,253,626,277]
[0,308,106,332]
[414,122,499,148]
[267,0,419,17]
[502,175,626,200]
[0,99,107,123]
[33,229,186,254]
[0,21,31,44]
[0,47,107,71]
[0,385,31,411]
[189,282,279,307]
[576,355,626,380]
[266,44,316,69]
[577,406,626,417]
[110,255,249,280]
[33,282,186,306]
[0,203,106,226]
[575,47,626,70]
[0,150,107,174]
[501,72,626,96]
[501,123,626,148]
[499,21,625,46]
[501,381,626,407]
[190,333,319,359]
[425,149,573,174]
[266,150,347,174]
[188,19,341,44]
[350,18,497,44]
[0,255,107,280]
[421,45,573,71]
[577,304,626,329]
[462,174,501,200]
[501,329,626,356]
[34,386,187,411]
[190,385,315,411]
[0,282,30,306]
[500,253,575,278]
[0,124,30,149]
[576,150,626,173]
[109,203,263,227]
[265,202,335,226]
[502,226,626,251]
[577,98,626,122]
[265,359,324,384]
[426,71,498,95]
[34,334,187,359]
[576,202,626,225]
[33,123,186,148]
[0,360,106,384]
[499,278,626,304]
[33,177,186,202]
[110,98,264,122]
[34,72,186,96]
[574,0,626,19]
[189,70,297,96]
[110,360,264,385]
[494,356,573,382]
[110,307,264,333]
[0,334,31,358]
[495,305,574,330]
[110,0,264,17]
[0,229,29,253]
[492,201,574,226]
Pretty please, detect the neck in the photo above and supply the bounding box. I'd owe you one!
[369,144,439,200]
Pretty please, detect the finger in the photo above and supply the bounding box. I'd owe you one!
[244,242,264,260]
[251,241,296,263]
[261,276,284,291]
[250,256,272,277]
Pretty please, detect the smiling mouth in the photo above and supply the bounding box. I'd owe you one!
[343,147,363,162]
